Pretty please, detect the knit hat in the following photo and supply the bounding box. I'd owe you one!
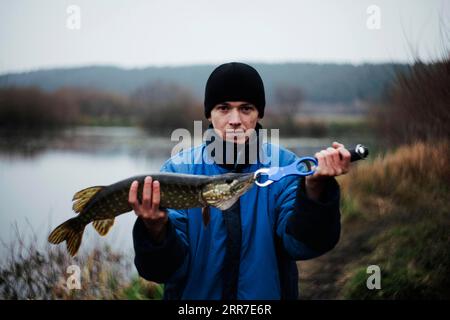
[204,62,266,118]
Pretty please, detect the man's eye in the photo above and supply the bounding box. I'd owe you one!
[241,106,253,112]
[218,106,228,111]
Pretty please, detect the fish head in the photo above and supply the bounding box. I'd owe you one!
[202,173,255,210]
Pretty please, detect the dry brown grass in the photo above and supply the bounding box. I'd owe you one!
[0,228,162,300]
[340,140,450,211]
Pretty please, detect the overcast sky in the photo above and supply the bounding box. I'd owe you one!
[1,0,449,74]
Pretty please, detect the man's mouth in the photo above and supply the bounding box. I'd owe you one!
[225,129,245,136]
[225,130,246,142]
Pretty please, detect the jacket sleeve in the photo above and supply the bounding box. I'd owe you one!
[133,161,190,284]
[275,176,341,260]
[133,213,188,283]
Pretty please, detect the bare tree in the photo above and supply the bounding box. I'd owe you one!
[274,84,304,115]
[130,80,202,133]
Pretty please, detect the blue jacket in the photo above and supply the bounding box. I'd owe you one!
[133,142,341,300]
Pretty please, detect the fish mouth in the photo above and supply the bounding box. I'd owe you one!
[202,173,256,211]
[232,173,256,193]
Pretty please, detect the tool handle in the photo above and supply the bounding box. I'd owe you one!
[349,144,369,162]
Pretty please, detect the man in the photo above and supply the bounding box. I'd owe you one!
[130,62,351,299]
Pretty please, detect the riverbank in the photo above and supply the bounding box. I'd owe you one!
[299,141,450,299]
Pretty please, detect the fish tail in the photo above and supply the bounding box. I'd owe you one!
[48,217,85,257]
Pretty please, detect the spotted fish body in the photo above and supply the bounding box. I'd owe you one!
[48,172,255,256]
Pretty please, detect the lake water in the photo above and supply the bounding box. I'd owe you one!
[0,126,372,258]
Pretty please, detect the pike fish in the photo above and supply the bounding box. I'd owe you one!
[48,172,255,256]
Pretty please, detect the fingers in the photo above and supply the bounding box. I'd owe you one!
[319,150,331,175]
[333,141,351,172]
[152,181,163,216]
[326,147,342,175]
[314,142,351,177]
[128,176,166,222]
[128,180,139,212]
[332,141,345,149]
[314,150,329,176]
[142,176,153,209]
[337,148,351,172]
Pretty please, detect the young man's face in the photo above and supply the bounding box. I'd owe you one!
[208,101,260,144]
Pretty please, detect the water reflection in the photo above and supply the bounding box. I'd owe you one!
[0,127,176,159]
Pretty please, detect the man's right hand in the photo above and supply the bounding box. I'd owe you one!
[129,176,168,243]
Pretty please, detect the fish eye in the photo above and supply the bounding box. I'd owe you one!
[225,178,234,184]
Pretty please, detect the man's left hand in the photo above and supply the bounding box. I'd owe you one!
[305,141,351,201]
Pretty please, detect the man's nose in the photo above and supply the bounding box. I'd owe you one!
[228,109,242,127]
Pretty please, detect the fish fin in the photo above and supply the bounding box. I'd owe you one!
[72,186,103,214]
[48,217,85,257]
[211,196,240,211]
[65,229,84,257]
[92,218,115,236]
[201,207,210,226]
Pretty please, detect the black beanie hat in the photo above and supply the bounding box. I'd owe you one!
[204,62,266,118]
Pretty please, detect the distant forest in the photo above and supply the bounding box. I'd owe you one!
[0,63,408,104]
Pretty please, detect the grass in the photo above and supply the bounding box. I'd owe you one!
[0,231,164,300]
[337,141,450,299]
[299,141,449,299]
